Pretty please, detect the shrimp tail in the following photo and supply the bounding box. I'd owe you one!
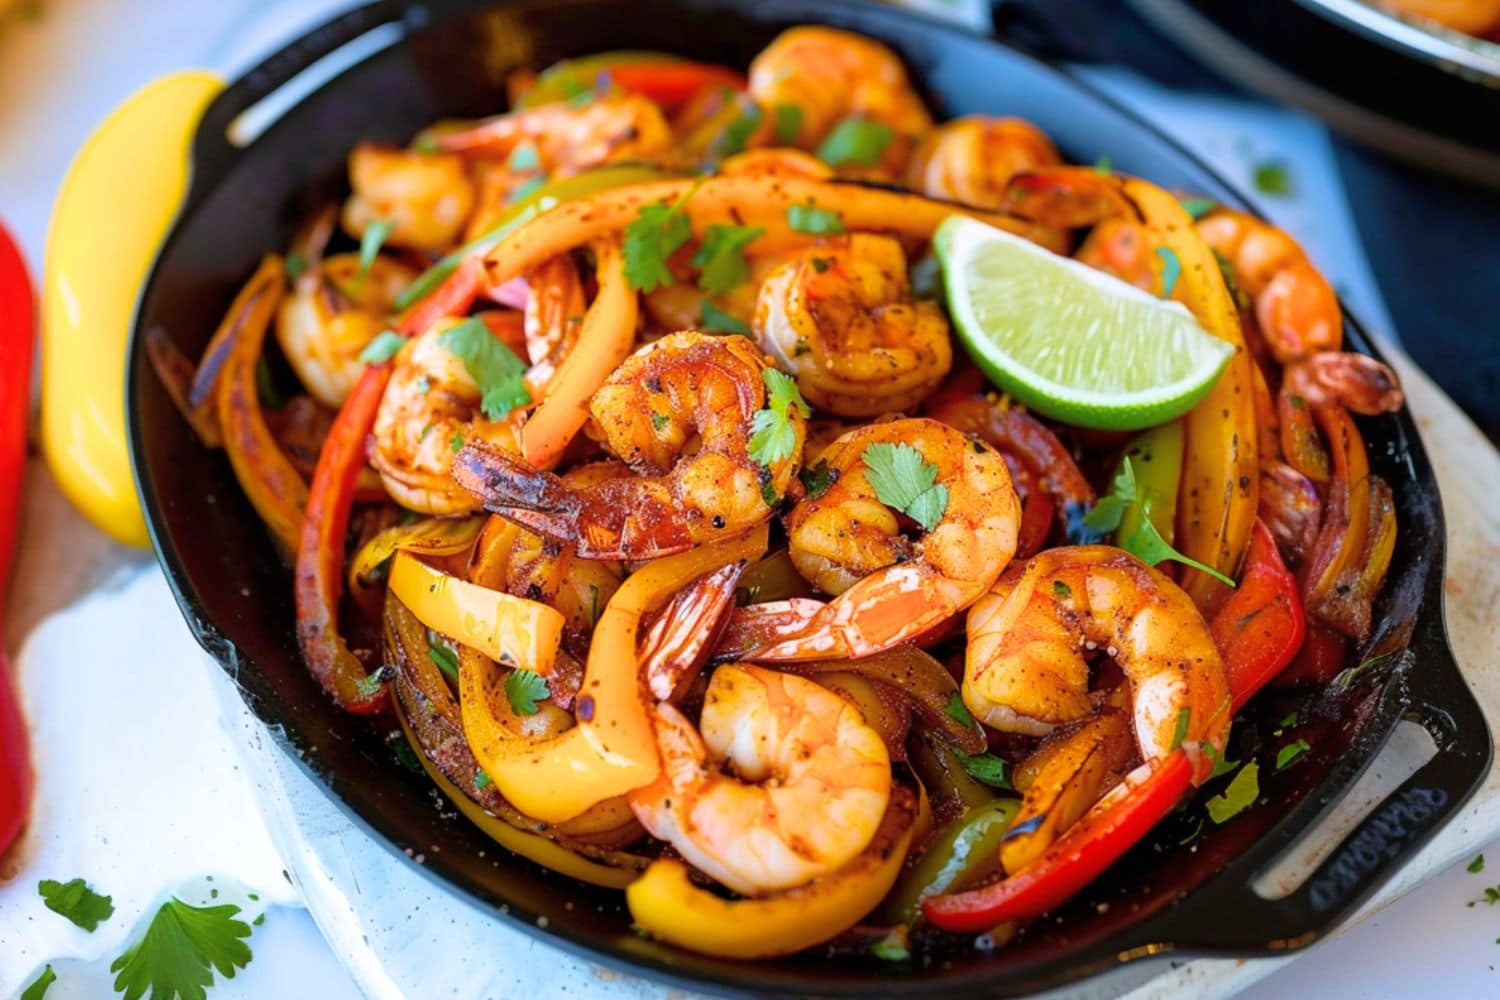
[453,441,584,542]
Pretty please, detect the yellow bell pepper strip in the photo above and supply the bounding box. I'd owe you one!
[517,52,746,111]
[1114,420,1183,547]
[460,523,768,823]
[348,515,484,591]
[213,256,305,553]
[626,785,917,958]
[881,797,1020,926]
[388,550,563,673]
[42,71,223,547]
[144,328,223,447]
[519,237,637,468]
[295,364,390,713]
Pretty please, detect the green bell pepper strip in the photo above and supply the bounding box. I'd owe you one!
[882,798,1020,926]
[1115,420,1183,545]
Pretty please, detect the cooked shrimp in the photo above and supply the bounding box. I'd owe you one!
[453,332,804,559]
[1195,207,1341,364]
[369,318,526,514]
[629,663,891,894]
[643,255,781,335]
[522,254,588,389]
[755,234,952,417]
[277,253,416,409]
[435,95,672,175]
[1381,0,1500,34]
[964,546,1230,776]
[736,418,1019,659]
[343,142,476,252]
[748,26,931,178]
[908,116,1061,208]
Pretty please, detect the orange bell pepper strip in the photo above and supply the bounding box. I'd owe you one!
[460,524,768,823]
[294,363,390,713]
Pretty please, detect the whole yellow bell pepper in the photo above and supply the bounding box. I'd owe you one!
[462,525,767,824]
[626,785,916,958]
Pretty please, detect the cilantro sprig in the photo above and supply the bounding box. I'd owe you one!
[623,183,700,292]
[110,898,254,1000]
[1083,456,1235,586]
[748,368,808,469]
[1205,761,1260,824]
[691,223,764,294]
[815,117,893,168]
[438,317,531,420]
[863,442,948,532]
[355,218,395,294]
[38,878,114,932]
[786,203,845,235]
[19,964,55,1000]
[773,103,803,144]
[504,668,550,716]
[699,299,751,337]
[954,749,1012,790]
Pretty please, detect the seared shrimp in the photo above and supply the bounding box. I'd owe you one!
[1382,0,1500,34]
[629,664,891,894]
[435,95,672,176]
[454,332,804,559]
[522,254,588,389]
[1195,207,1341,364]
[907,116,1061,208]
[370,318,526,515]
[755,235,952,417]
[736,418,1019,659]
[964,546,1230,775]
[748,26,931,177]
[343,142,476,252]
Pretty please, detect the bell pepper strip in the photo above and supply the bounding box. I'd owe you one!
[460,523,768,823]
[1275,620,1347,689]
[515,51,745,112]
[348,515,484,590]
[519,237,637,468]
[0,217,35,855]
[294,364,390,713]
[882,797,1021,926]
[387,550,563,672]
[1210,519,1306,712]
[626,785,917,958]
[923,750,1194,932]
[144,328,222,446]
[1114,420,1183,547]
[214,256,306,553]
[396,255,485,336]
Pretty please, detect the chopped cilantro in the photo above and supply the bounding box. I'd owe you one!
[1094,155,1113,175]
[1278,711,1299,729]
[945,692,975,727]
[1470,854,1486,874]
[747,368,809,469]
[1169,707,1191,752]
[450,432,464,454]
[1179,195,1217,220]
[815,117,893,168]
[1155,246,1181,298]
[410,135,439,155]
[862,441,948,532]
[1252,160,1292,196]
[355,218,395,293]
[691,223,764,294]
[19,964,56,1000]
[38,878,114,932]
[623,185,698,292]
[870,927,911,962]
[358,330,406,364]
[1204,742,1239,780]
[1205,761,1260,824]
[710,100,763,163]
[1275,739,1311,771]
[110,898,253,1000]
[1052,580,1072,600]
[427,643,459,682]
[786,203,846,235]
[798,459,836,500]
[953,749,1012,789]
[474,770,493,792]
[283,251,308,282]
[1084,457,1236,586]
[698,299,752,336]
[507,142,541,172]
[387,731,423,773]
[438,317,530,419]
[651,411,670,432]
[773,103,804,144]
[504,668,550,716]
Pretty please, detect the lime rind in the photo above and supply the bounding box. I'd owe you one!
[935,216,1235,431]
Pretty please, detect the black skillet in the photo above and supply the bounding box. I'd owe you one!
[125,0,1491,994]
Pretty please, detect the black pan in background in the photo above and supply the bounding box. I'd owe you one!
[125,0,1491,995]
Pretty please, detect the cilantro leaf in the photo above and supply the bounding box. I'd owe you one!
[387,730,423,773]
[1179,195,1217,220]
[283,251,308,282]
[747,368,808,469]
[427,643,459,682]
[474,770,493,791]
[1125,504,1236,587]
[773,103,803,144]
[1053,580,1072,600]
[1252,159,1292,196]
[786,203,845,235]
[1203,741,1239,780]
[356,218,395,293]
[411,135,439,155]
[1277,711,1299,729]
[953,749,1012,789]
[1470,854,1486,874]
[1095,155,1112,175]
[358,330,406,364]
[815,117,893,167]
[1155,246,1181,298]
[798,459,836,500]
[623,187,697,292]
[698,299,752,337]
[1081,495,1127,535]
[110,898,253,1000]
[691,223,764,294]
[1205,761,1260,824]
[450,432,465,453]
[862,442,949,532]
[870,927,911,962]
[254,358,285,411]
[1274,738,1311,771]
[1169,707,1191,752]
[504,668,550,715]
[507,142,540,172]
[1093,457,1236,587]
[20,964,56,1000]
[438,317,531,420]
[944,692,975,728]
[38,878,114,932]
[710,100,763,163]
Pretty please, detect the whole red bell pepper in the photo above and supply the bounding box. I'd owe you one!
[0,218,36,853]
[923,518,1306,931]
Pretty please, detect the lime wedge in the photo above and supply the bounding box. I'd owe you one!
[935,215,1234,431]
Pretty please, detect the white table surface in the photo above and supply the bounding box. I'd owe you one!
[2,1,1498,997]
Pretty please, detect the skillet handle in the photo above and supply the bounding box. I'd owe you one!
[1129,623,1491,952]
[186,0,415,200]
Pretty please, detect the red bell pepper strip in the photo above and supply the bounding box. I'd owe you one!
[1211,519,1307,713]
[294,363,391,713]
[1274,621,1346,689]
[396,256,485,336]
[605,63,746,110]
[924,518,1307,931]
[0,218,36,853]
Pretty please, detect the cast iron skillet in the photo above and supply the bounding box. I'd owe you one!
[125,0,1491,994]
